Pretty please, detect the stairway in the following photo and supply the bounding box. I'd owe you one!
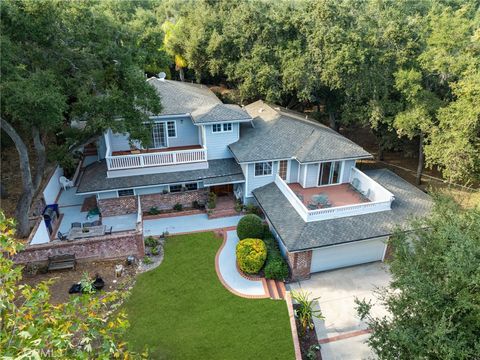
[264,279,286,300]
[83,143,98,156]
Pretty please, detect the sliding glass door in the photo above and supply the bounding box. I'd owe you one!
[318,161,341,186]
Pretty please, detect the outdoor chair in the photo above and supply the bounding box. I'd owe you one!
[57,231,68,241]
[105,226,113,235]
[92,220,102,226]
[83,222,93,228]
[59,176,74,191]
[307,203,318,210]
[71,222,81,228]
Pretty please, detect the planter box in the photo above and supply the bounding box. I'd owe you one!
[143,209,205,220]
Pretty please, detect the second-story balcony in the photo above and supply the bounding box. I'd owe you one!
[106,145,207,171]
[274,167,395,222]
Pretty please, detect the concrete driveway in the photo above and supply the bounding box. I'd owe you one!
[289,262,391,360]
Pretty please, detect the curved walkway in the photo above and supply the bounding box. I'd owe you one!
[215,230,268,299]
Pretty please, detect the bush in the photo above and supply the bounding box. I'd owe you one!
[192,200,200,209]
[151,246,159,256]
[207,192,217,209]
[234,200,243,213]
[264,258,289,280]
[143,256,153,265]
[144,236,158,247]
[149,206,160,215]
[237,214,264,240]
[244,204,262,216]
[173,203,183,211]
[236,238,267,274]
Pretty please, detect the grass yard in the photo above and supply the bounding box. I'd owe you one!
[123,232,294,359]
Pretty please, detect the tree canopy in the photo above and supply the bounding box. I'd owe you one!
[356,197,480,359]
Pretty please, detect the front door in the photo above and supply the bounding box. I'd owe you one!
[152,123,167,148]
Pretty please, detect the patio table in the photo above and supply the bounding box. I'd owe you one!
[68,225,106,240]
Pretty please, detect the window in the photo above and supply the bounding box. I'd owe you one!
[212,123,233,133]
[254,162,273,176]
[169,184,182,193]
[167,121,176,137]
[151,123,167,148]
[185,182,198,191]
[278,160,288,180]
[318,161,341,186]
[118,189,134,197]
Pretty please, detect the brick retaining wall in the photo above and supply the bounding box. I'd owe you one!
[14,229,144,264]
[140,189,208,212]
[98,196,137,217]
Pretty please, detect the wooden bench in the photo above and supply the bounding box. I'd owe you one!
[48,254,76,271]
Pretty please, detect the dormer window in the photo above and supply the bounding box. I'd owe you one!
[212,123,233,133]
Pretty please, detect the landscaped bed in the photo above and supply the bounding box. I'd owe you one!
[123,231,295,359]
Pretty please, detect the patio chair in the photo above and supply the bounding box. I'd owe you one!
[307,203,318,210]
[71,222,81,228]
[92,220,102,226]
[83,222,93,228]
[105,226,113,235]
[59,176,74,191]
[57,231,68,241]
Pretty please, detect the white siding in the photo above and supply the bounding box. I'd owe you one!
[289,160,300,183]
[203,123,240,160]
[341,160,356,183]
[299,164,307,187]
[43,166,63,204]
[152,116,200,148]
[97,191,118,199]
[310,237,387,273]
[305,163,319,188]
[30,219,50,245]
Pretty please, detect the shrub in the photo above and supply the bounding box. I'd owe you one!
[144,236,158,247]
[151,246,159,256]
[234,200,243,213]
[264,258,289,280]
[192,200,200,209]
[236,238,267,274]
[244,204,262,216]
[149,206,160,215]
[143,256,153,265]
[173,203,183,211]
[237,214,264,240]
[207,192,217,209]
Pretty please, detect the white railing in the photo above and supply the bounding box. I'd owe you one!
[106,147,207,171]
[349,167,395,202]
[274,173,394,222]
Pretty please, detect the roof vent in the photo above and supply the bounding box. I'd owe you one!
[157,72,166,81]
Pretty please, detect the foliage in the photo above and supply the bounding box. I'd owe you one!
[173,203,183,211]
[234,200,243,213]
[207,192,217,209]
[291,290,324,337]
[236,238,267,274]
[0,211,138,358]
[356,197,480,359]
[306,345,321,360]
[150,246,159,256]
[143,256,153,265]
[123,231,294,359]
[79,272,96,294]
[144,236,158,248]
[263,234,289,280]
[148,206,160,215]
[237,214,264,240]
[244,203,262,216]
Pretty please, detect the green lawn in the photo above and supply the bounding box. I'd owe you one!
[123,232,294,359]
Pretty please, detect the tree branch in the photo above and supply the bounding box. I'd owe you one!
[32,126,46,192]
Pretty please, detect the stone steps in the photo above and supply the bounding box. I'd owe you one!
[265,279,286,300]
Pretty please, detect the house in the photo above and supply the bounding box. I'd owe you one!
[76,76,432,279]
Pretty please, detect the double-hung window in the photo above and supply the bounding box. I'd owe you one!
[185,182,198,191]
[118,189,134,197]
[223,123,232,132]
[169,184,182,193]
[254,162,273,177]
[167,121,176,137]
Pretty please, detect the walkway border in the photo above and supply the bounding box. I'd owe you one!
[285,291,302,360]
[214,227,269,299]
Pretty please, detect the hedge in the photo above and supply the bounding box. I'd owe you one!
[236,238,267,274]
[237,214,264,240]
[263,232,290,280]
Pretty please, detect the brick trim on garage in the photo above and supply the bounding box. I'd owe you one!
[287,250,312,281]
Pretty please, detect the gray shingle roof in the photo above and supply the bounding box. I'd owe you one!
[77,158,244,194]
[252,169,433,252]
[147,78,252,124]
[229,101,372,163]
[193,104,252,124]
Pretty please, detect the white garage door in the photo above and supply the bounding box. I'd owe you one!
[311,237,387,273]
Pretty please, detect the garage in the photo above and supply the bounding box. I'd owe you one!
[310,237,387,273]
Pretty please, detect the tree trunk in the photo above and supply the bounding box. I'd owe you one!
[416,133,424,186]
[179,67,185,82]
[328,111,339,132]
[378,144,384,161]
[0,117,34,237]
[32,126,46,192]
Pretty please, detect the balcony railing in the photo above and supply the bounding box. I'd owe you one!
[274,170,394,222]
[106,147,207,171]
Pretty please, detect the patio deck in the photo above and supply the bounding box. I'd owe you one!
[288,183,368,208]
[111,144,203,156]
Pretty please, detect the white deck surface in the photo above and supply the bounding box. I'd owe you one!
[217,231,266,296]
[143,214,243,236]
